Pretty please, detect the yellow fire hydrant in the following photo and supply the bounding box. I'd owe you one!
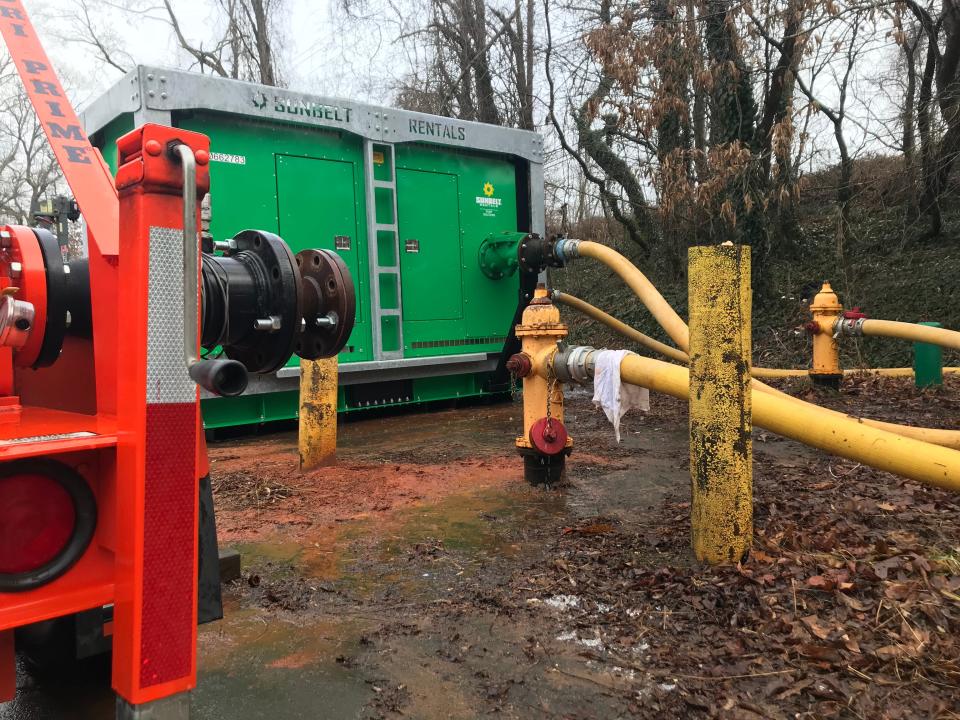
[507,284,573,484]
[807,282,843,387]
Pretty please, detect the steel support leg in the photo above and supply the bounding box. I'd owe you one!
[117,693,190,720]
[299,357,338,470]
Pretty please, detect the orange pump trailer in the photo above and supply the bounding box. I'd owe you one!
[0,121,213,714]
[0,2,358,717]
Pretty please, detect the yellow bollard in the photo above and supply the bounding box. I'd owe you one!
[808,282,843,387]
[688,244,752,565]
[299,357,339,470]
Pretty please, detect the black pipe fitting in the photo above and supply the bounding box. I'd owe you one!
[517,233,565,274]
[188,358,249,397]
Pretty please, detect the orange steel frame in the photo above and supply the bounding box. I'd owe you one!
[0,0,213,712]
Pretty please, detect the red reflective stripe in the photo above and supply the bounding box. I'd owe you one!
[0,1,118,256]
[139,402,197,688]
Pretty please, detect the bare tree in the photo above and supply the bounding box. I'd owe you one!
[389,0,537,129]
[63,0,286,87]
[0,61,62,225]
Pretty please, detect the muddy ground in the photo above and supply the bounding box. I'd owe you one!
[199,376,960,720]
[5,376,960,719]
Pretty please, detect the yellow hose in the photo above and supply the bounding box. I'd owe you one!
[751,367,809,378]
[615,353,960,491]
[551,290,689,363]
[557,248,960,448]
[553,289,806,378]
[846,366,960,376]
[574,241,691,351]
[860,319,960,350]
[748,375,960,449]
[551,290,960,386]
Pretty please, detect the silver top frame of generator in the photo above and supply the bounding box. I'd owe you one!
[81,66,545,165]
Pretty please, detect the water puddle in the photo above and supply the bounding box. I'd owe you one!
[194,597,374,720]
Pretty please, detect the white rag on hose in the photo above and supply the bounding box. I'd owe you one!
[592,350,650,443]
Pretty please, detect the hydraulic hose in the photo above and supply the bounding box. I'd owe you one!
[557,240,691,351]
[857,319,960,351]
[550,290,689,363]
[750,375,960,449]
[552,347,960,492]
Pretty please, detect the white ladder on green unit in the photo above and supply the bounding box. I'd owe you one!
[364,139,404,360]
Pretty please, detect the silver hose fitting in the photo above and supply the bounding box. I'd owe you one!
[554,238,581,264]
[835,317,865,337]
[552,344,596,384]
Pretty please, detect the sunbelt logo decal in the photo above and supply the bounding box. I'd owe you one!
[251,91,353,123]
[476,182,501,216]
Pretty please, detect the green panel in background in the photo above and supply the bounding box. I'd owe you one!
[276,153,366,329]
[397,169,463,322]
[93,111,524,428]
[914,321,944,388]
[396,146,519,359]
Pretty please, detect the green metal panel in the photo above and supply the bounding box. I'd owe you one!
[397,169,462,321]
[914,321,944,388]
[93,111,523,427]
[395,144,519,360]
[96,114,134,173]
[275,154,366,329]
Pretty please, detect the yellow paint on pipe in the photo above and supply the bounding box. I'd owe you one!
[750,367,809,378]
[860,319,960,351]
[608,355,960,491]
[688,245,752,565]
[299,357,339,470]
[551,290,689,364]
[559,249,960,448]
[575,241,691,351]
[746,377,960,449]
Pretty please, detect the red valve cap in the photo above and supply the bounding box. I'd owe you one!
[530,417,568,456]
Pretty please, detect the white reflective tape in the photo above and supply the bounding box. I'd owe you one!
[147,226,196,404]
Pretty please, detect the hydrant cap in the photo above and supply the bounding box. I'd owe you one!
[530,283,552,305]
[810,281,841,312]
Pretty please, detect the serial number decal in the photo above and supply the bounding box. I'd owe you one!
[210,152,247,165]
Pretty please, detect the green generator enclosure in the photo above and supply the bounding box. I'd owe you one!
[83,67,544,429]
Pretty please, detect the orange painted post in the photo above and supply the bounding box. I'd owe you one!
[113,125,209,714]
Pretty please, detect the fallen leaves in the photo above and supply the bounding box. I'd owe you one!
[506,379,960,719]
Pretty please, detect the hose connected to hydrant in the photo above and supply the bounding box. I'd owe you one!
[839,317,960,351]
[545,346,960,492]
[542,240,960,451]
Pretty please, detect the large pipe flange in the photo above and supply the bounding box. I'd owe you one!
[200,229,303,374]
[295,249,355,359]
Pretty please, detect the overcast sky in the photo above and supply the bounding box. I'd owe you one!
[19,0,904,215]
[24,0,401,110]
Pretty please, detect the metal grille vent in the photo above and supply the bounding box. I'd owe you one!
[411,336,506,350]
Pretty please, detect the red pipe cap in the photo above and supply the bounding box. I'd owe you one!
[530,417,569,455]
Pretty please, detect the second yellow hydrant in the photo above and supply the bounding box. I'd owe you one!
[807,282,843,388]
[507,284,573,484]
